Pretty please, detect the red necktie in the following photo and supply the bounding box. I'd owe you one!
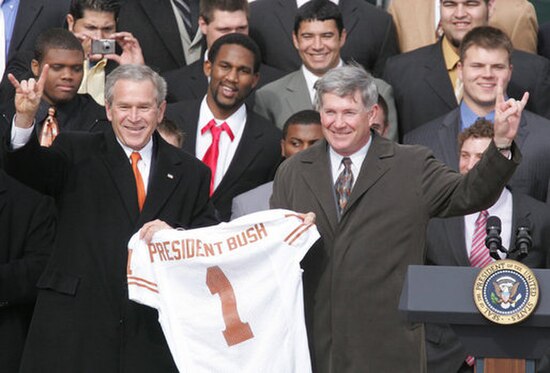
[465,210,492,366]
[39,107,59,147]
[130,152,146,211]
[201,119,234,195]
[469,210,492,267]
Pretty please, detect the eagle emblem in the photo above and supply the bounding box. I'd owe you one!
[491,276,521,309]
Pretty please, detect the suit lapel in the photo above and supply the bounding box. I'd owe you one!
[438,109,460,170]
[301,141,339,232]
[424,41,458,110]
[285,71,314,113]
[341,134,391,220]
[9,0,43,54]
[138,0,185,66]
[213,109,263,198]
[444,217,470,266]
[100,130,140,224]
[339,0,359,35]
[273,0,296,45]
[138,135,183,226]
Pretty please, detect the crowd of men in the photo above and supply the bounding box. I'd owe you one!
[1,0,549,372]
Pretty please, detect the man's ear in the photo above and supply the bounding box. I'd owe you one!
[66,14,75,32]
[31,59,41,78]
[203,59,212,78]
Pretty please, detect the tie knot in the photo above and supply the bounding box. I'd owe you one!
[130,151,142,164]
[476,210,489,224]
[341,157,352,169]
[201,120,234,141]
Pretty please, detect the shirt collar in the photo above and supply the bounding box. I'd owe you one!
[117,136,154,165]
[459,100,495,131]
[442,36,460,71]
[199,96,247,135]
[302,59,344,103]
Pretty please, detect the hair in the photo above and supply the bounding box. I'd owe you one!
[377,95,389,126]
[314,63,378,111]
[69,0,121,20]
[34,28,84,62]
[158,118,185,148]
[294,0,344,36]
[458,117,494,149]
[199,0,249,23]
[282,110,321,139]
[459,26,513,64]
[208,33,261,73]
[105,64,167,106]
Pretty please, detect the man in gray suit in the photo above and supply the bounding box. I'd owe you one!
[271,64,524,372]
[405,26,550,203]
[253,0,398,140]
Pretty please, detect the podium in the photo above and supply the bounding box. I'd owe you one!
[399,265,550,373]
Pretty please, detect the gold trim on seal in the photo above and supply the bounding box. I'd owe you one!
[473,259,539,325]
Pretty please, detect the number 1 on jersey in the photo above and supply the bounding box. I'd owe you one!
[206,265,254,346]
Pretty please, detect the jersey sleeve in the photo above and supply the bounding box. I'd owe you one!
[127,232,161,310]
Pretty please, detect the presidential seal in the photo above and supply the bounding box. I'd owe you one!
[473,259,539,325]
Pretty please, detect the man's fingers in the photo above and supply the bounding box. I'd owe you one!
[36,64,49,90]
[519,92,529,110]
[7,73,21,89]
[495,80,505,107]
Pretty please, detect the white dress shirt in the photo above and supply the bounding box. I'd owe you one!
[196,97,247,191]
[328,137,371,189]
[117,138,154,193]
[302,59,344,105]
[464,188,513,260]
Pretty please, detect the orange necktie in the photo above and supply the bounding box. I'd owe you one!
[39,107,59,147]
[130,152,146,211]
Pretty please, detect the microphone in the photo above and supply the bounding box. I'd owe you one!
[485,216,502,260]
[514,219,532,261]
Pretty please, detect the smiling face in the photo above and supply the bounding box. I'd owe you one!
[292,19,346,77]
[440,0,494,48]
[106,79,166,151]
[459,45,512,115]
[319,90,375,156]
[204,43,259,119]
[31,48,84,105]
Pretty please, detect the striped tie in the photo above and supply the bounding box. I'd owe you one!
[173,0,196,38]
[469,210,492,268]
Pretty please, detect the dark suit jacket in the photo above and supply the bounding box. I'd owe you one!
[1,0,70,78]
[384,39,550,139]
[6,129,217,372]
[248,0,398,76]
[270,134,520,372]
[538,21,550,60]
[162,59,285,105]
[0,170,55,373]
[424,192,550,373]
[404,108,550,203]
[166,100,282,221]
[117,0,205,74]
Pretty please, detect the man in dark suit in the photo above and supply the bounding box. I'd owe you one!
[0,169,55,373]
[270,64,523,372]
[404,26,550,203]
[117,0,203,74]
[384,0,550,139]
[1,29,107,140]
[162,0,284,104]
[424,119,550,373]
[0,0,70,82]
[248,0,398,76]
[6,63,217,372]
[166,33,281,221]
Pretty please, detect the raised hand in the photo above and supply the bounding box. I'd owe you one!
[493,80,529,147]
[104,32,145,65]
[8,64,49,128]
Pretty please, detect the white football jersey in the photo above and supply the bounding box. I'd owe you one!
[127,209,319,373]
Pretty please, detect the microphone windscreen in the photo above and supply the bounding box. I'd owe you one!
[486,216,502,232]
